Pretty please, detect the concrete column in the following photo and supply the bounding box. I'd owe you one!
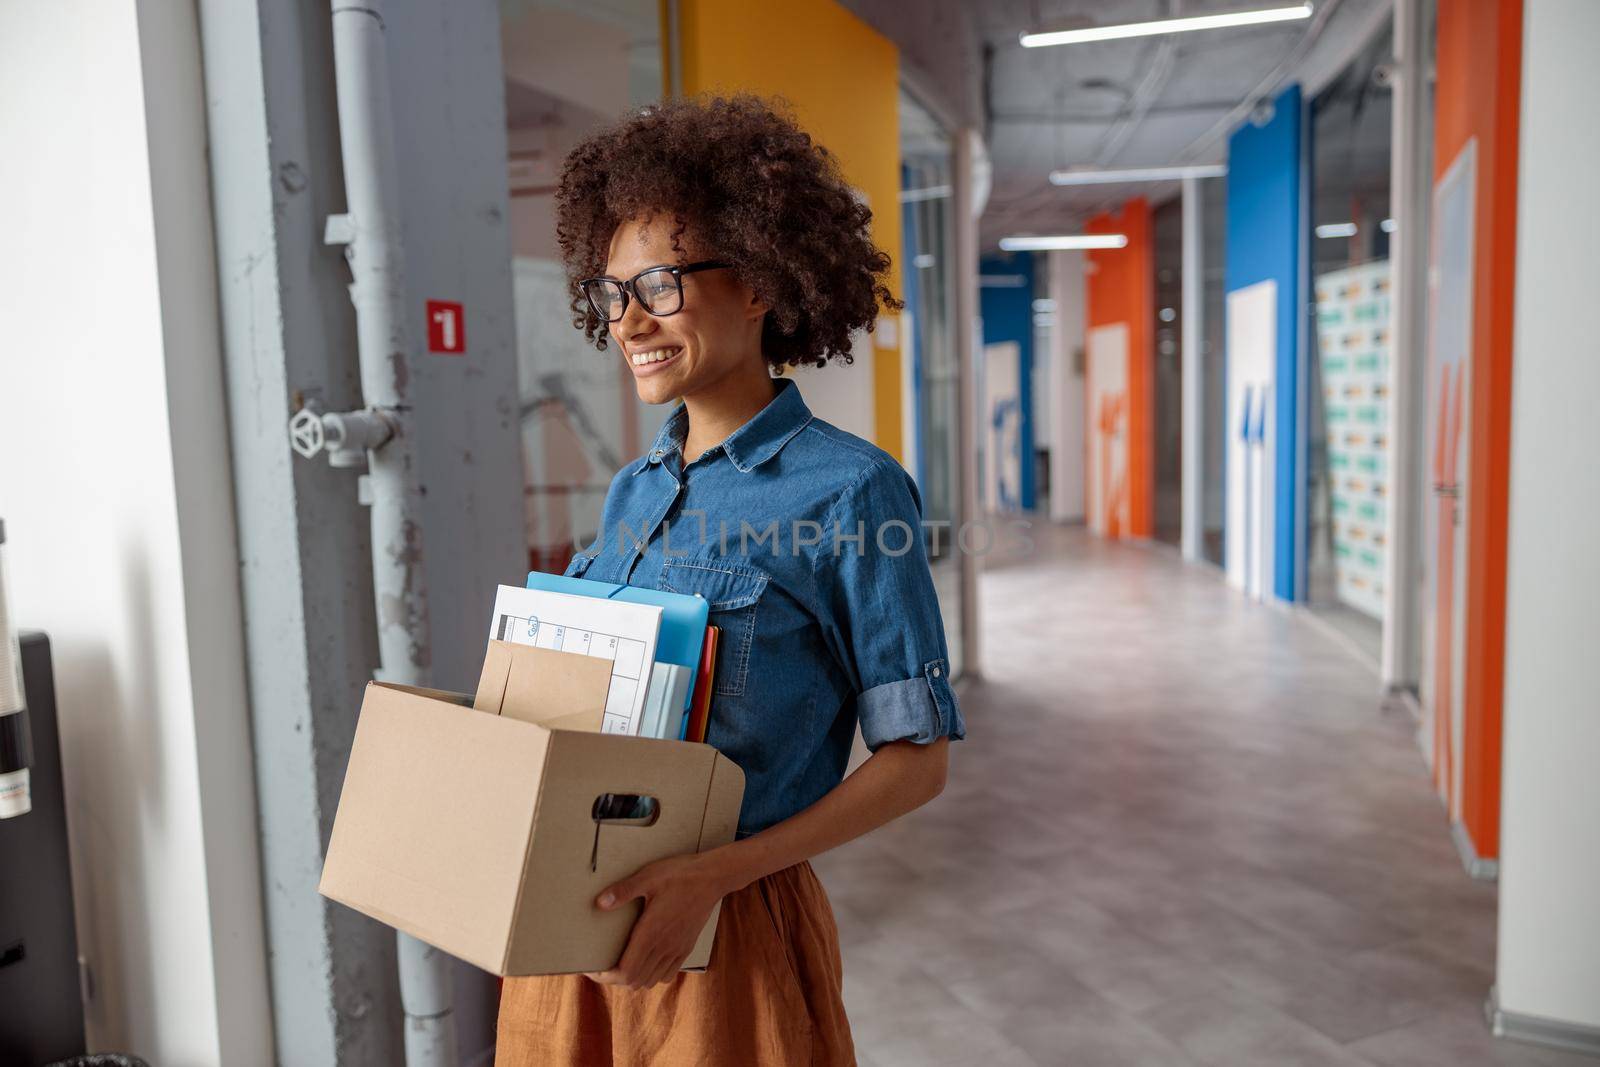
[1047,250,1086,524]
[1380,0,1430,695]
[198,0,525,1061]
[954,128,984,678]
[1180,176,1204,561]
[1492,0,1600,1053]
[196,1,401,1060]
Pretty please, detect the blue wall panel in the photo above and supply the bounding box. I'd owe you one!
[979,253,1036,510]
[1225,84,1306,601]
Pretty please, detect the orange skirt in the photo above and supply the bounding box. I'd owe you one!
[495,860,856,1066]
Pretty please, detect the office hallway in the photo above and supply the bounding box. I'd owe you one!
[812,526,1594,1067]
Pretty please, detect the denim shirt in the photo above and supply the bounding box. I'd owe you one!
[564,377,966,836]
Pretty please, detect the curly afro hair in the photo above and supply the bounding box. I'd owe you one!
[554,94,901,370]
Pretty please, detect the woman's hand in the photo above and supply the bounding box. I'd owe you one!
[584,851,731,989]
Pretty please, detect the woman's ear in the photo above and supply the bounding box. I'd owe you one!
[745,284,770,323]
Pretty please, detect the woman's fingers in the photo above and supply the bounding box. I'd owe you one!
[639,947,671,988]
[584,949,686,987]
[644,958,673,987]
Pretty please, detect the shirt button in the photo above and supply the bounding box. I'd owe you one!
[652,449,663,460]
[931,666,942,678]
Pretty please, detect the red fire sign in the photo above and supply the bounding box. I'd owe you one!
[427,300,465,354]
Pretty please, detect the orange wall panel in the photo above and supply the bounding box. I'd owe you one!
[1432,0,1522,860]
[1086,199,1154,538]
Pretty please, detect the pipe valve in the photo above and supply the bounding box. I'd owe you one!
[289,403,395,467]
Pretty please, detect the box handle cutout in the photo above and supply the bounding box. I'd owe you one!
[590,793,661,872]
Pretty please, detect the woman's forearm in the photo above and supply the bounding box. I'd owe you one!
[700,736,949,897]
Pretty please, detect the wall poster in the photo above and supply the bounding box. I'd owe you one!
[1086,323,1129,537]
[982,340,1023,513]
[1225,280,1277,600]
[1422,140,1477,818]
[1314,260,1392,619]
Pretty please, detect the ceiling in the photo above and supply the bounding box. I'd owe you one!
[970,0,1394,247]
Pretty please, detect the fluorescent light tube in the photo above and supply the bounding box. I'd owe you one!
[1021,3,1312,48]
[1315,222,1358,239]
[899,184,953,203]
[1049,164,1228,185]
[1000,234,1129,251]
[1380,217,1397,233]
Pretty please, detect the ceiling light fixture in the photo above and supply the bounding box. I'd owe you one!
[1020,3,1313,48]
[1000,234,1129,252]
[1048,164,1228,186]
[1315,222,1358,239]
[1380,217,1397,233]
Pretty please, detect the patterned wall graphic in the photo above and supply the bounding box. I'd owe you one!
[1314,261,1392,620]
[982,341,1024,513]
[1086,324,1130,537]
[1225,281,1277,600]
[979,255,1036,512]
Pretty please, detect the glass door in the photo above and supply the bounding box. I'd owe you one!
[899,89,966,677]
[501,0,665,573]
[1306,22,1396,664]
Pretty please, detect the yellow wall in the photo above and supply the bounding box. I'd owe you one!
[676,0,904,460]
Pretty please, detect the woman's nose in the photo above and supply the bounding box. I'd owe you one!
[616,296,656,342]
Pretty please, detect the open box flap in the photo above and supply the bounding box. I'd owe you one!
[474,640,610,732]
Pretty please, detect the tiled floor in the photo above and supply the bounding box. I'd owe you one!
[814,526,1596,1067]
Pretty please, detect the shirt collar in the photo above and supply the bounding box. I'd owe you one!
[634,377,813,475]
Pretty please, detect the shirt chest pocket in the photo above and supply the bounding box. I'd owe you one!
[659,559,769,698]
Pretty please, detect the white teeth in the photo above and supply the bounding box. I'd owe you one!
[631,348,679,366]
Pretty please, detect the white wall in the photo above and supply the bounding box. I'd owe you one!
[1047,250,1086,522]
[0,2,271,1062]
[1496,0,1600,1038]
[791,336,880,443]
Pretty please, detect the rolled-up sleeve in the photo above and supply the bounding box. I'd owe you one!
[819,461,967,752]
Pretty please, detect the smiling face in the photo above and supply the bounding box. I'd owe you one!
[602,217,769,406]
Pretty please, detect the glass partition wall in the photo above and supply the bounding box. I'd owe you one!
[899,89,967,678]
[1201,174,1228,566]
[1306,23,1395,661]
[501,0,665,573]
[1152,197,1184,547]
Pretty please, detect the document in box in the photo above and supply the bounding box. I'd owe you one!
[489,584,663,735]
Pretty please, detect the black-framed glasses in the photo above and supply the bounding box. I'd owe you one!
[579,261,731,323]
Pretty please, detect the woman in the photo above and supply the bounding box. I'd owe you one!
[496,95,966,1066]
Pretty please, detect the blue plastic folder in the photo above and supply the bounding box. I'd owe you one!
[524,570,710,706]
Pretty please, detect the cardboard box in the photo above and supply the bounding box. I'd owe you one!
[319,641,745,975]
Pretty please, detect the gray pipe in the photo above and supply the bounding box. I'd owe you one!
[328,3,458,1064]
